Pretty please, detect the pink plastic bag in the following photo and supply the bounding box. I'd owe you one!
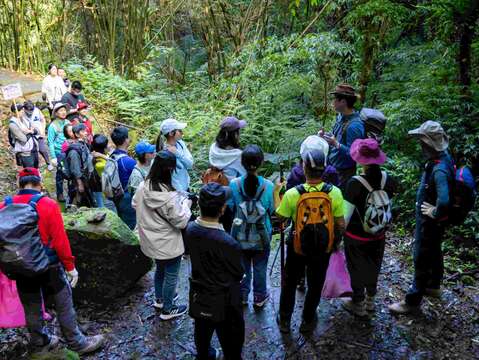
[321,250,353,299]
[0,271,51,328]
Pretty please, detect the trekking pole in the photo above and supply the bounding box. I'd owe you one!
[279,162,286,286]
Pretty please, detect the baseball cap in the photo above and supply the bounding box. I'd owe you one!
[135,141,156,155]
[77,101,88,110]
[199,183,231,208]
[301,149,326,170]
[18,167,41,181]
[23,101,35,112]
[220,116,247,132]
[72,123,86,134]
[300,136,329,165]
[160,118,187,135]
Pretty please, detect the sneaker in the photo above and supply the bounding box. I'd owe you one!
[31,335,60,354]
[276,314,290,334]
[153,293,179,309]
[424,288,442,298]
[160,305,188,320]
[47,164,54,171]
[77,335,105,355]
[253,293,269,308]
[342,298,367,317]
[299,315,318,334]
[388,300,420,315]
[364,295,375,312]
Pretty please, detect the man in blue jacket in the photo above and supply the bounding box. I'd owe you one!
[320,84,364,189]
[389,121,454,314]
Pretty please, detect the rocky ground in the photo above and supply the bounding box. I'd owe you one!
[0,71,478,360]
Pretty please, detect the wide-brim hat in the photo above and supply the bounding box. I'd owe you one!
[330,84,358,98]
[350,138,386,166]
[408,120,449,152]
[53,102,67,113]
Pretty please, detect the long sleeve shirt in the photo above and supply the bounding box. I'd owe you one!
[328,112,365,170]
[0,190,75,271]
[169,140,194,192]
[41,75,67,105]
[47,119,69,158]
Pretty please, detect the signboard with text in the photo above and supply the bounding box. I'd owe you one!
[1,83,23,100]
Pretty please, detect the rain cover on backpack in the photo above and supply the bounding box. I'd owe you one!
[353,171,392,235]
[0,195,50,280]
[102,153,126,199]
[230,179,269,251]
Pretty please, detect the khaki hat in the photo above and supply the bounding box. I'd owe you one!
[330,84,358,98]
[408,120,449,152]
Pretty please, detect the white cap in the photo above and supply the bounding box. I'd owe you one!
[300,135,329,165]
[160,118,187,135]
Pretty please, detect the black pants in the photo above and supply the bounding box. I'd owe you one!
[337,166,357,191]
[344,234,385,303]
[194,304,244,360]
[16,152,39,168]
[279,245,331,322]
[406,218,445,306]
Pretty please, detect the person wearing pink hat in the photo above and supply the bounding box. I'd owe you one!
[341,138,397,317]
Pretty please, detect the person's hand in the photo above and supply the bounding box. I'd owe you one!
[420,202,436,219]
[67,268,79,288]
[274,179,285,193]
[322,133,339,148]
[51,158,58,167]
[166,145,177,154]
[318,128,325,137]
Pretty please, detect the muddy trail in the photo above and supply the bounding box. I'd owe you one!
[0,71,478,359]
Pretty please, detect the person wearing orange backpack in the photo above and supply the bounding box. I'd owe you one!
[275,149,345,334]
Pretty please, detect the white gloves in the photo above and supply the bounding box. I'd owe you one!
[50,158,58,167]
[420,202,436,219]
[67,268,79,288]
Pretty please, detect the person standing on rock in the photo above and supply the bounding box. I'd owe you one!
[275,149,345,334]
[8,103,39,169]
[0,168,104,355]
[41,64,67,117]
[47,103,70,202]
[110,126,137,229]
[158,118,194,192]
[341,139,397,317]
[61,81,87,121]
[389,121,453,314]
[23,100,52,170]
[64,124,94,208]
[185,183,245,359]
[132,151,192,320]
[319,84,365,190]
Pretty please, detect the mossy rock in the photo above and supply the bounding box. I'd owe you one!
[63,208,152,305]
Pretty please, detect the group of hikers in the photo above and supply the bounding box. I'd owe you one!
[1,77,477,359]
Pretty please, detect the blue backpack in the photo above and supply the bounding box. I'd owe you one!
[449,166,477,225]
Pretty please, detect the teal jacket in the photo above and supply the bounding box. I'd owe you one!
[48,119,69,158]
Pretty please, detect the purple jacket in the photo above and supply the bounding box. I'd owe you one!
[286,163,339,190]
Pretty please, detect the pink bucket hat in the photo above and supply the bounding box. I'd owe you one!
[350,138,386,165]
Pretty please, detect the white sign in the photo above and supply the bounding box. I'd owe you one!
[1,83,23,100]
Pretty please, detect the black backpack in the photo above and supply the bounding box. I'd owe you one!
[0,194,50,279]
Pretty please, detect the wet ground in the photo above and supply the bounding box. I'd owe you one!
[1,237,478,360]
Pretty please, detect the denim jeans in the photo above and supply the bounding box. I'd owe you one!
[15,265,87,351]
[55,154,64,198]
[114,192,136,230]
[240,248,270,300]
[155,256,182,312]
[93,192,104,208]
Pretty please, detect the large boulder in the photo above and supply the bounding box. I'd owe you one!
[63,208,152,305]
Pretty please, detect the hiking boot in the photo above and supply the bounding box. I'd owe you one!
[160,305,188,320]
[31,335,60,355]
[77,335,105,355]
[424,288,442,298]
[253,293,269,308]
[153,293,179,309]
[388,300,420,315]
[364,295,375,312]
[299,315,318,334]
[342,298,367,317]
[297,277,306,292]
[276,314,290,334]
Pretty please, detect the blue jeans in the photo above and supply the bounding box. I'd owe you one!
[240,248,270,300]
[114,192,136,230]
[155,256,182,312]
[93,192,104,208]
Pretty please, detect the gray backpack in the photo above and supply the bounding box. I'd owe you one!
[230,179,269,251]
[102,153,126,199]
[0,195,50,279]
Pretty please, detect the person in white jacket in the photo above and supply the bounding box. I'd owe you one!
[41,64,67,115]
[132,150,192,321]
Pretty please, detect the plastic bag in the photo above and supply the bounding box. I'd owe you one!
[0,271,50,328]
[321,250,353,299]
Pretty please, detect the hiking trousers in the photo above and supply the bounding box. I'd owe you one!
[344,234,385,303]
[240,248,270,301]
[15,264,87,351]
[194,303,244,360]
[114,192,136,230]
[406,218,445,306]
[279,245,331,322]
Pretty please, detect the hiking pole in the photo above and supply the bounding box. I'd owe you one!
[279,162,285,286]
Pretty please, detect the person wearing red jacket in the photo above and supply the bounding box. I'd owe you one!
[0,168,104,355]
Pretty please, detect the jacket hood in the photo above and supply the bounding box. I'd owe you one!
[209,143,242,169]
[142,181,180,211]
